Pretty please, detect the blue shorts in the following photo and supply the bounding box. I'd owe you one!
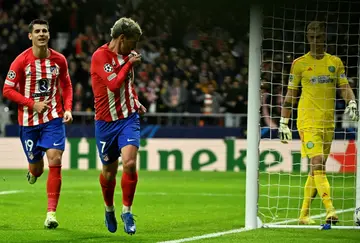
[19,118,66,163]
[95,113,140,165]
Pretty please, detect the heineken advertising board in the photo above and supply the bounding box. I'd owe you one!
[0,138,356,173]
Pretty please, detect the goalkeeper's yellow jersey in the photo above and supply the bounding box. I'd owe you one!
[288,52,349,129]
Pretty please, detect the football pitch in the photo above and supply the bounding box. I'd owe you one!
[0,170,359,243]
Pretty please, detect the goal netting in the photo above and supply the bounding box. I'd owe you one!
[258,0,360,228]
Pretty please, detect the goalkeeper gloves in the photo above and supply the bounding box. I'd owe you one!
[279,117,292,144]
[345,100,359,121]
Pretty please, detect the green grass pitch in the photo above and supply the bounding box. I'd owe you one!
[0,170,359,242]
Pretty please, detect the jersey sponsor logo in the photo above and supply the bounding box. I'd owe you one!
[306,141,314,149]
[32,78,51,97]
[310,75,333,84]
[7,70,16,80]
[104,63,114,73]
[328,66,335,73]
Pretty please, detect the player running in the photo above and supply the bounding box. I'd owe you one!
[2,19,73,229]
[90,17,146,235]
[279,21,358,225]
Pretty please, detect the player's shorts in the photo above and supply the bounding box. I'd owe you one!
[19,118,66,163]
[95,112,140,165]
[298,128,334,158]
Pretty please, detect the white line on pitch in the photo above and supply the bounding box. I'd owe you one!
[0,190,23,195]
[157,228,251,243]
[267,207,354,225]
[157,208,355,243]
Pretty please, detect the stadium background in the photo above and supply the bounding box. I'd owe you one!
[0,0,357,171]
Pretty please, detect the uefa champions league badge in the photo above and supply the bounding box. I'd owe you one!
[319,223,331,230]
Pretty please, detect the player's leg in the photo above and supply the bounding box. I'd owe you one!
[308,130,337,224]
[96,120,120,233]
[19,125,45,184]
[38,118,66,229]
[118,113,140,235]
[298,130,317,224]
[322,129,338,224]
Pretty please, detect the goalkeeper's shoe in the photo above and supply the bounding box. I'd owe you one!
[299,216,316,225]
[44,212,59,229]
[121,212,136,235]
[27,171,37,184]
[105,210,118,233]
[325,209,339,225]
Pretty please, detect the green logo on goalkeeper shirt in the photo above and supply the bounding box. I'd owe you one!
[306,141,314,149]
[328,66,335,73]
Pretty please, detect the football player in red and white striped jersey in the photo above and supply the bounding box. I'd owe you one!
[2,19,73,229]
[91,17,146,235]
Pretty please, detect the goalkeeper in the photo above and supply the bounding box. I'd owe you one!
[279,21,359,225]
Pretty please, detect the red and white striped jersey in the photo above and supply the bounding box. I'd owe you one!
[2,48,73,126]
[90,44,140,122]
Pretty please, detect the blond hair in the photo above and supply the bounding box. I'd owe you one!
[307,21,325,33]
[110,17,142,39]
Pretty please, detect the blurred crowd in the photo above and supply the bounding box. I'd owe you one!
[0,0,358,129]
[0,0,248,126]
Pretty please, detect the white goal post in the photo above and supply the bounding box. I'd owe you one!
[246,2,360,229]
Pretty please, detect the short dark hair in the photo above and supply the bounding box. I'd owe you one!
[28,19,49,33]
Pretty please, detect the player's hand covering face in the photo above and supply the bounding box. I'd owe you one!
[29,24,50,47]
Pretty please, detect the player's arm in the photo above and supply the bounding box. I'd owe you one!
[131,81,147,114]
[337,59,358,121]
[91,51,140,93]
[2,58,35,108]
[59,56,73,112]
[279,61,301,143]
[59,56,74,124]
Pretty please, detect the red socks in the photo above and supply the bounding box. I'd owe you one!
[99,172,138,208]
[121,172,138,207]
[47,165,62,212]
[99,173,116,206]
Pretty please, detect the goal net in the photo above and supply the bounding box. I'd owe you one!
[258,0,360,228]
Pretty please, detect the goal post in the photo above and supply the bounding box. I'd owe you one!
[245,4,262,230]
[247,1,360,229]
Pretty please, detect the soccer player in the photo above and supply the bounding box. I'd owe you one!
[90,17,146,235]
[279,21,358,225]
[2,19,73,229]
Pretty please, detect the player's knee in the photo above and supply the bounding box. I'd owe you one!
[46,150,63,166]
[122,158,136,171]
[311,155,325,171]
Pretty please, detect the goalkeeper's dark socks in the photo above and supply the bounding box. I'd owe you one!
[47,165,62,212]
[121,172,138,208]
[314,170,334,210]
[99,173,116,208]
